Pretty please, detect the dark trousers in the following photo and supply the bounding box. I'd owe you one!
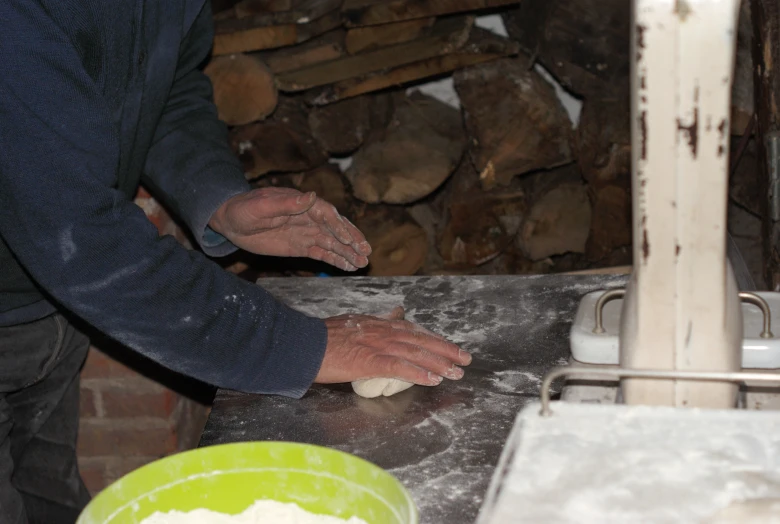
[0,314,91,524]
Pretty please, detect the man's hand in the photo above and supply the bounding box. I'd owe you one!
[209,187,372,271]
[315,306,472,386]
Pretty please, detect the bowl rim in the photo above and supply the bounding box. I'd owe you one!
[79,440,419,524]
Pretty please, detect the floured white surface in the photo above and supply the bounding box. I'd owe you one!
[139,500,367,524]
[479,402,780,524]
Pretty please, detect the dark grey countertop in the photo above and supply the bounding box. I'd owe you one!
[199,274,627,523]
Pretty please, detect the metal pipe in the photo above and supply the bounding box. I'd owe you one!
[592,289,626,334]
[539,366,780,416]
[738,292,774,338]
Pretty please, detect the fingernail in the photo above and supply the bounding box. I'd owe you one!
[446,366,464,380]
[459,349,472,365]
[429,373,443,385]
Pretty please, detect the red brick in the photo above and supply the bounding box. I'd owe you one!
[105,456,158,484]
[79,459,107,496]
[101,389,179,419]
[78,420,177,457]
[80,388,98,418]
[80,349,139,379]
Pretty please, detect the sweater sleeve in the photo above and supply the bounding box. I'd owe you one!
[142,1,248,257]
[0,0,327,398]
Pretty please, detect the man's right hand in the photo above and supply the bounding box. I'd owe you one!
[314,307,472,386]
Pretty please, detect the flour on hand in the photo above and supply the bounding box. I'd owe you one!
[139,500,368,524]
[351,306,416,399]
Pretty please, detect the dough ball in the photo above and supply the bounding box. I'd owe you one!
[352,378,414,398]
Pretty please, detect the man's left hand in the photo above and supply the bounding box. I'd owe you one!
[209,187,371,271]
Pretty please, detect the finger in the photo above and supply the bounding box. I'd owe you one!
[341,216,372,255]
[380,306,405,321]
[366,355,443,386]
[252,190,317,220]
[312,232,369,268]
[383,342,465,380]
[308,245,358,272]
[309,201,354,245]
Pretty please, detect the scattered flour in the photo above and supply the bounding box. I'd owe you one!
[479,402,780,523]
[139,500,368,524]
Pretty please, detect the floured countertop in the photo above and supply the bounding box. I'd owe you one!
[479,402,780,524]
[199,275,626,523]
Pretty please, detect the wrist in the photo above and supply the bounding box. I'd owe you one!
[208,196,234,236]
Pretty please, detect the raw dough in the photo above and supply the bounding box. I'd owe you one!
[352,378,414,398]
[139,500,367,524]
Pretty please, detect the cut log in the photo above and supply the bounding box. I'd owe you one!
[406,201,447,274]
[276,15,474,91]
[233,0,294,18]
[575,96,632,261]
[438,162,526,268]
[213,8,341,55]
[346,92,465,204]
[502,0,630,100]
[751,0,780,287]
[204,54,278,126]
[255,30,346,74]
[212,0,243,18]
[306,27,520,105]
[518,181,591,261]
[576,96,631,186]
[345,17,435,54]
[228,97,327,179]
[585,184,632,262]
[729,136,760,217]
[454,57,573,189]
[295,165,351,215]
[504,0,751,134]
[343,0,520,27]
[219,0,340,26]
[308,95,371,154]
[354,206,428,276]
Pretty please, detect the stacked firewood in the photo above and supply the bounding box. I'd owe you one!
[208,0,755,278]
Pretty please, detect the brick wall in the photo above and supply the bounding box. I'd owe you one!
[76,188,210,495]
[77,349,210,494]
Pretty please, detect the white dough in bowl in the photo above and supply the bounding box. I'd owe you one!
[139,500,368,524]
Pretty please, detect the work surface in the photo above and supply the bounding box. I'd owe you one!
[199,274,626,523]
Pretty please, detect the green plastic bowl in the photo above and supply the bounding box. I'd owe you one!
[77,442,417,524]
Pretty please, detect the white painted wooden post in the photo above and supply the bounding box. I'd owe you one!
[620,0,743,408]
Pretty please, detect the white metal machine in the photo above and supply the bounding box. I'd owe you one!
[477,1,780,522]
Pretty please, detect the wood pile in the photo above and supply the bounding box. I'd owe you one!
[208,0,756,278]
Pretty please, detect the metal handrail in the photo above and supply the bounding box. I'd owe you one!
[539,366,780,416]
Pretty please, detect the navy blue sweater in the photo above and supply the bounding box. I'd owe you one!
[0,0,327,397]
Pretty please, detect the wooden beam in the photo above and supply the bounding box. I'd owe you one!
[254,30,345,74]
[220,0,340,24]
[213,7,341,55]
[302,27,519,105]
[342,0,520,27]
[345,17,435,54]
[275,15,474,91]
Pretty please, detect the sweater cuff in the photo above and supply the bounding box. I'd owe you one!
[183,163,251,258]
[251,306,328,398]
